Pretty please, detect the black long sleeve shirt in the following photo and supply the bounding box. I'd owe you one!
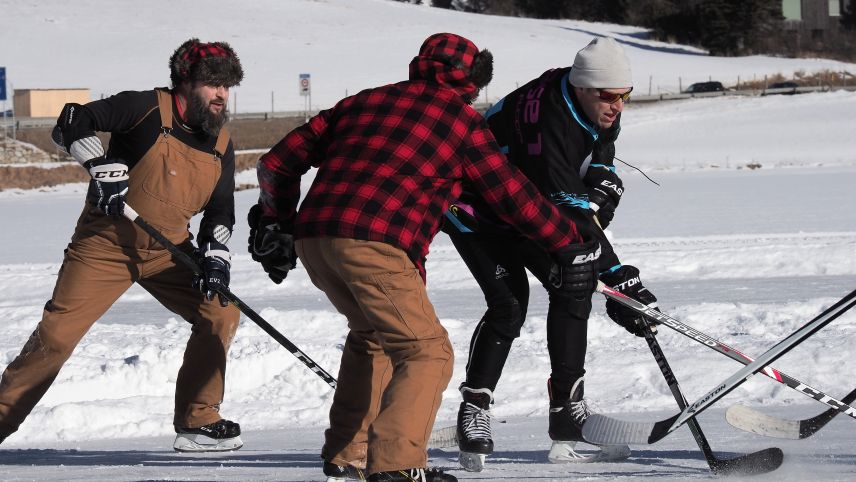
[75,89,236,246]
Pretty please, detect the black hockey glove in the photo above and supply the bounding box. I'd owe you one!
[248,203,297,284]
[548,241,601,300]
[193,241,231,307]
[584,167,623,229]
[86,157,129,217]
[600,265,658,337]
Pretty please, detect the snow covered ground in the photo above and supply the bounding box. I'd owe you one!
[2,0,856,480]
[3,0,854,112]
[1,167,855,481]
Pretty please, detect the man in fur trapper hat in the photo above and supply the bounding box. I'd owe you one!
[169,38,243,136]
[0,39,244,452]
[249,32,598,481]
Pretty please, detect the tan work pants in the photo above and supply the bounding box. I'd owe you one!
[0,234,239,438]
[297,238,454,474]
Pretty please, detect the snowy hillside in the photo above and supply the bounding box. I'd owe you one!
[1,1,856,480]
[2,0,854,112]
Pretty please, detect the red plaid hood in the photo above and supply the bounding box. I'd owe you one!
[409,33,481,101]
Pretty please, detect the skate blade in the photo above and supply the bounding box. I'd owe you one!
[547,440,631,463]
[459,451,487,472]
[325,477,349,482]
[173,433,244,452]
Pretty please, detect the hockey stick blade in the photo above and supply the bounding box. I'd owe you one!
[726,386,856,439]
[640,317,781,475]
[583,287,856,445]
[711,447,784,476]
[597,282,856,422]
[428,425,457,449]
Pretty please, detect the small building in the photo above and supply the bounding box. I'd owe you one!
[12,88,90,118]
[782,0,852,40]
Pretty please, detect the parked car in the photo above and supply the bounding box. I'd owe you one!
[1,109,12,117]
[684,81,725,93]
[763,81,800,96]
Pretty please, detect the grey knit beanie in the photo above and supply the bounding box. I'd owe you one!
[568,37,632,89]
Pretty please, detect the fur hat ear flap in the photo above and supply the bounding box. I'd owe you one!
[469,49,493,89]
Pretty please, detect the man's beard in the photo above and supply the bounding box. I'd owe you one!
[187,90,229,136]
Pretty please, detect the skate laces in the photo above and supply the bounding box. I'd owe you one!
[396,468,425,481]
[461,401,492,440]
[569,398,593,424]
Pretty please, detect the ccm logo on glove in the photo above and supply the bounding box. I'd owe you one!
[89,163,129,180]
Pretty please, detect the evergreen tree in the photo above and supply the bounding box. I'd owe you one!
[696,0,740,55]
[843,1,856,30]
[515,0,570,19]
[453,0,491,13]
[736,0,783,54]
[432,0,454,8]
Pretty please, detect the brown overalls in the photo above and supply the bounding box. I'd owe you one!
[0,90,240,439]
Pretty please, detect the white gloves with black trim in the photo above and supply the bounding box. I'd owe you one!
[86,158,129,217]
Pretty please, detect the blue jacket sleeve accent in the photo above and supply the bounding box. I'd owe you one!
[561,71,598,141]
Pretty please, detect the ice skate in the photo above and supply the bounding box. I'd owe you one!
[173,419,243,452]
[456,386,493,472]
[548,377,630,463]
[323,460,367,481]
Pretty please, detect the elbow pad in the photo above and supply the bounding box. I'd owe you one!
[56,103,105,166]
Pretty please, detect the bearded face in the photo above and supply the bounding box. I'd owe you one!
[186,83,230,136]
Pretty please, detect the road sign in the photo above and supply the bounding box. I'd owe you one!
[0,67,6,101]
[299,73,311,97]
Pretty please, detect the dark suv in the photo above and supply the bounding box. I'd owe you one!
[684,81,725,93]
[763,81,800,96]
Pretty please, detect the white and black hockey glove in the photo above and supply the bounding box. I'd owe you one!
[86,158,129,217]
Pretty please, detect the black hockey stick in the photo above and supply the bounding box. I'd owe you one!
[639,317,783,475]
[597,282,856,422]
[726,386,856,439]
[582,286,856,445]
[122,204,338,389]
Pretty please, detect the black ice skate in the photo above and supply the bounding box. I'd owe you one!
[173,418,243,452]
[323,460,367,481]
[456,386,493,472]
[547,377,630,463]
[367,467,457,481]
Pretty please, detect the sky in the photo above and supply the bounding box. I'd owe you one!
[1,1,856,481]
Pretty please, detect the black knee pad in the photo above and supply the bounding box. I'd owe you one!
[481,298,527,341]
